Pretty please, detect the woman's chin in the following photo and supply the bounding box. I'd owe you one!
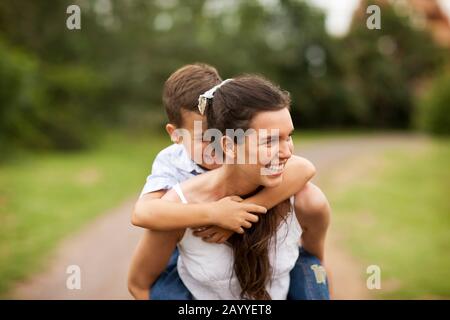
[260,173,283,188]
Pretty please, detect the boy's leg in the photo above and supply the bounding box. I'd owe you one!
[150,248,193,300]
[287,247,330,300]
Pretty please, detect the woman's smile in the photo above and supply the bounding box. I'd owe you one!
[263,160,286,176]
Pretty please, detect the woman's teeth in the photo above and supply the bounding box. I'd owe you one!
[265,163,284,173]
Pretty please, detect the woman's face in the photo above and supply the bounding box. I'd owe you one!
[233,107,294,188]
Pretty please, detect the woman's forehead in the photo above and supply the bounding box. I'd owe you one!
[249,108,293,134]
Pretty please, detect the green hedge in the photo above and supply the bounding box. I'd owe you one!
[0,38,107,155]
[416,72,450,135]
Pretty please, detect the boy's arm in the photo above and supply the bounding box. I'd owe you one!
[128,229,179,300]
[132,191,267,234]
[132,191,212,230]
[244,155,316,209]
[133,144,265,233]
[193,156,316,243]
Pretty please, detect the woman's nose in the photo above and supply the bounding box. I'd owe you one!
[279,140,292,160]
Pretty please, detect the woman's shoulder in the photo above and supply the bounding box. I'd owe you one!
[161,187,182,202]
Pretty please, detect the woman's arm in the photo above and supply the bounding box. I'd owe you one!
[128,228,180,299]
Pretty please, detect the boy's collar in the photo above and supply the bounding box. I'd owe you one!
[173,144,207,175]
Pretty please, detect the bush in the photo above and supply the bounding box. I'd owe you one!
[416,72,450,135]
[0,38,48,152]
[0,38,108,155]
[40,64,108,149]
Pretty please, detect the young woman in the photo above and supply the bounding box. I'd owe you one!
[129,75,329,299]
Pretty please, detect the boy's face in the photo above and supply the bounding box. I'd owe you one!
[167,110,221,171]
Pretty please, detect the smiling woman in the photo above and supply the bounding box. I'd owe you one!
[205,76,294,187]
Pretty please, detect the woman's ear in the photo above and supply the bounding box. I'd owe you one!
[220,135,236,162]
[165,123,179,143]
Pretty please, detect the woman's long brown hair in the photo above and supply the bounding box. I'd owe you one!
[205,75,292,299]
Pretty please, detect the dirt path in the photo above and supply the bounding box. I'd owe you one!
[12,134,425,299]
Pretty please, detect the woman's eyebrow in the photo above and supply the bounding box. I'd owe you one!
[259,135,281,143]
[258,135,275,143]
[280,129,294,137]
[257,129,294,142]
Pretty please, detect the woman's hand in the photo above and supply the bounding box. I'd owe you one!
[193,226,234,244]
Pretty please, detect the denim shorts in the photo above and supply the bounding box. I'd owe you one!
[150,247,330,300]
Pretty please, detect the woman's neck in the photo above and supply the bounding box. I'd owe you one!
[200,165,260,200]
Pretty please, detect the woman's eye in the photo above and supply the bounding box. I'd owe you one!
[267,138,277,146]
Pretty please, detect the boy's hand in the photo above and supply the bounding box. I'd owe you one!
[208,196,267,234]
[193,226,234,244]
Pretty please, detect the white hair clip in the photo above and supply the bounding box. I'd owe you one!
[198,79,233,115]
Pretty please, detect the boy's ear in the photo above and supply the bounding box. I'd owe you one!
[165,123,179,143]
[220,136,236,160]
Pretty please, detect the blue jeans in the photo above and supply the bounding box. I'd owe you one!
[287,247,330,300]
[150,248,193,300]
[150,247,330,300]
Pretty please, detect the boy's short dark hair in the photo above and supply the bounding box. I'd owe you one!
[163,63,222,127]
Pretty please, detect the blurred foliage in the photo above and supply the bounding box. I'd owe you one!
[0,0,449,153]
[416,71,450,135]
[343,0,448,129]
[0,38,45,152]
[0,38,108,153]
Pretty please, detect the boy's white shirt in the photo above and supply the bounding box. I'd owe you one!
[140,143,206,197]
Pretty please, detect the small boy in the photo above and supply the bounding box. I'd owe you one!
[128,64,331,300]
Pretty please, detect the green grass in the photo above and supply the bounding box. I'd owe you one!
[329,139,450,299]
[0,131,170,297]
